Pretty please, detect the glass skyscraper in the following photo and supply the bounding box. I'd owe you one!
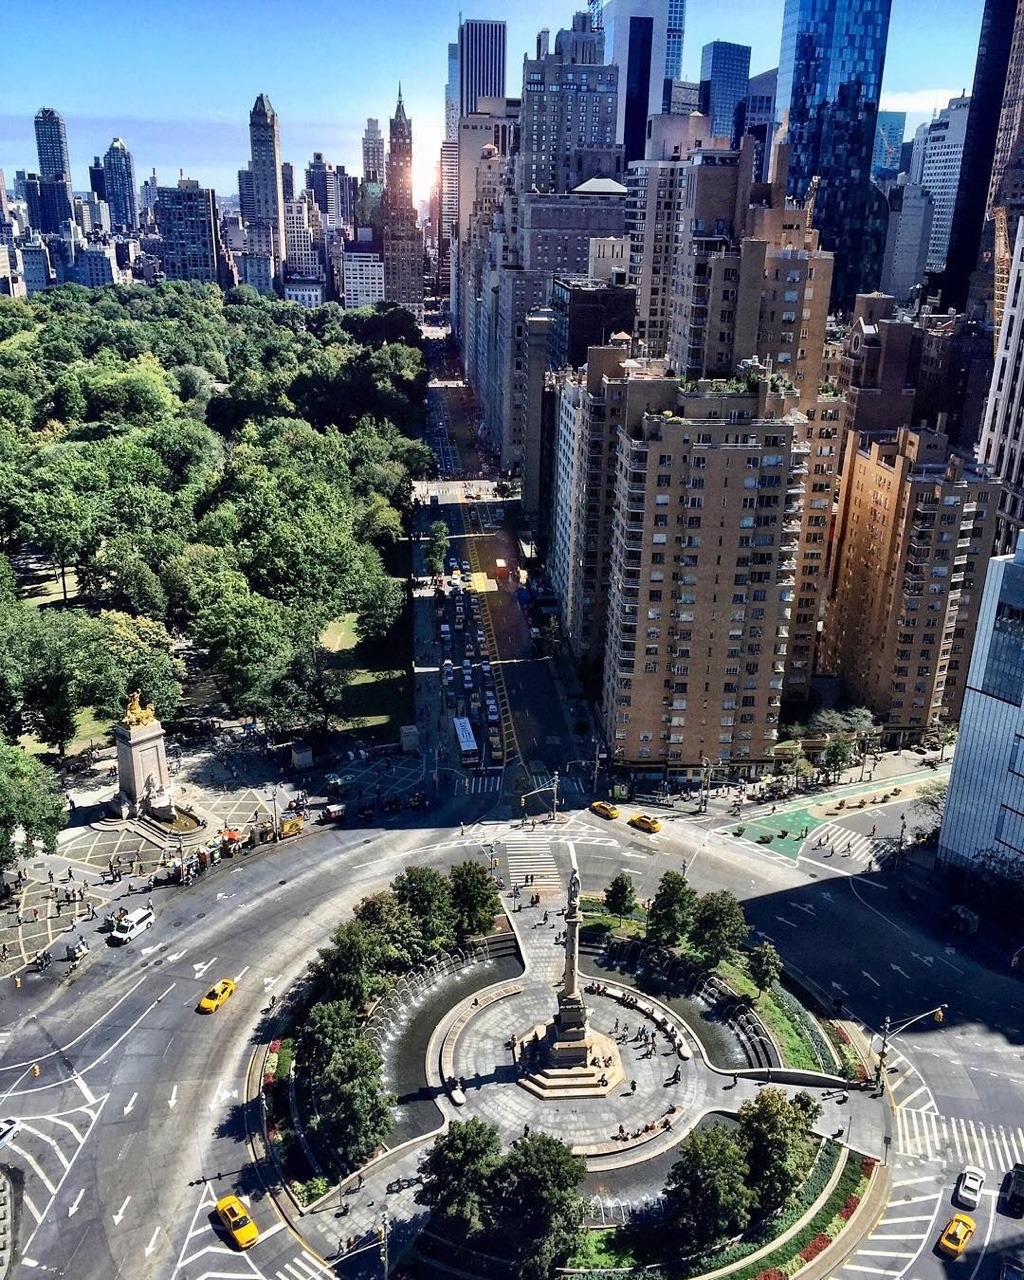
[777,0,892,309]
[699,41,751,145]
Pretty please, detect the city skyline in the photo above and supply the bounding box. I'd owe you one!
[1,0,983,205]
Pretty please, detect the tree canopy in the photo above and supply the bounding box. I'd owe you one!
[0,287,433,742]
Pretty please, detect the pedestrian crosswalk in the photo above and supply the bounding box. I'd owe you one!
[839,1173,942,1279]
[504,834,561,886]
[468,773,503,793]
[464,773,586,797]
[803,821,877,866]
[273,1251,337,1279]
[895,1105,1024,1172]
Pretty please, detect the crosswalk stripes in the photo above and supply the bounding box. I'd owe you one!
[504,834,561,886]
[275,1251,336,1279]
[839,1178,942,1278]
[894,1106,1024,1171]
[468,774,503,793]
[805,821,877,865]
[530,773,585,795]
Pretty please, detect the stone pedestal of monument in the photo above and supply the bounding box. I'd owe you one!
[114,710,174,820]
[520,858,625,1099]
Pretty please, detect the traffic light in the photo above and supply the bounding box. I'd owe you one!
[31,1064,40,1078]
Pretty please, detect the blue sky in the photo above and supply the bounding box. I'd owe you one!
[0,0,983,206]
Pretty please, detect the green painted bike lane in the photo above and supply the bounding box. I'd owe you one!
[712,761,951,861]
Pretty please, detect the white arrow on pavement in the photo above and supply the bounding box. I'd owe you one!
[123,1092,138,1116]
[263,975,281,991]
[144,1227,160,1257]
[68,1189,84,1217]
[216,891,233,900]
[167,949,187,963]
[890,963,911,979]
[793,903,816,915]
[820,891,834,902]
[193,959,217,979]
[831,981,848,995]
[233,966,250,983]
[140,944,160,957]
[774,915,798,928]
[912,952,934,967]
[862,971,880,987]
[167,1086,178,1110]
[112,1196,131,1224]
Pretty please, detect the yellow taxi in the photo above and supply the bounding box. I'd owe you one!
[629,814,662,834]
[198,978,236,1014]
[590,800,620,821]
[215,1193,259,1249]
[937,1213,975,1258]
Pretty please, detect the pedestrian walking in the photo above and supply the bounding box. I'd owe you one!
[630,1079,637,1094]
[32,908,39,922]
[460,822,465,835]
[55,900,61,917]
[90,903,97,919]
[48,870,54,884]
[0,943,7,962]
[68,868,74,881]
[147,898,154,913]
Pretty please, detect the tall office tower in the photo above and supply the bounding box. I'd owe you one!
[589,0,675,164]
[103,138,137,231]
[978,222,1024,549]
[518,16,622,193]
[336,169,359,232]
[777,0,893,310]
[281,162,295,203]
[89,156,106,201]
[745,68,778,181]
[600,374,808,776]
[362,119,385,183]
[823,427,997,741]
[246,94,287,281]
[34,107,71,184]
[939,532,1024,870]
[880,178,934,302]
[918,96,969,274]
[871,110,906,181]
[155,178,236,287]
[551,342,678,662]
[306,153,338,226]
[943,0,1017,309]
[458,19,506,118]
[591,0,685,121]
[381,90,424,319]
[440,140,459,267]
[699,42,751,145]
[238,168,257,226]
[445,42,460,140]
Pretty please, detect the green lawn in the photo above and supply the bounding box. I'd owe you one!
[321,607,414,741]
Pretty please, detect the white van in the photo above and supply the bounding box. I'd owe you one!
[111,907,154,944]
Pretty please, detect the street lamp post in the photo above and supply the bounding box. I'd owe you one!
[874,1003,947,1091]
[267,788,280,840]
[379,1210,389,1277]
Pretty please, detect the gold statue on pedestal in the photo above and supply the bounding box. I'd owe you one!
[123,690,157,728]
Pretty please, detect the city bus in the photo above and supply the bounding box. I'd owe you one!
[453,716,479,769]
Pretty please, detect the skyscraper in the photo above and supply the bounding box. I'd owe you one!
[699,41,751,145]
[919,96,970,274]
[103,137,138,231]
[34,107,71,184]
[942,0,1017,309]
[589,0,680,164]
[362,119,385,184]
[382,90,424,318]
[445,42,460,141]
[777,0,893,309]
[745,68,778,181]
[246,94,287,282]
[458,19,507,119]
[89,156,106,202]
[871,110,906,180]
[306,152,337,226]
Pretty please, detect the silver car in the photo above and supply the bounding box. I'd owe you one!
[956,1165,985,1209]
